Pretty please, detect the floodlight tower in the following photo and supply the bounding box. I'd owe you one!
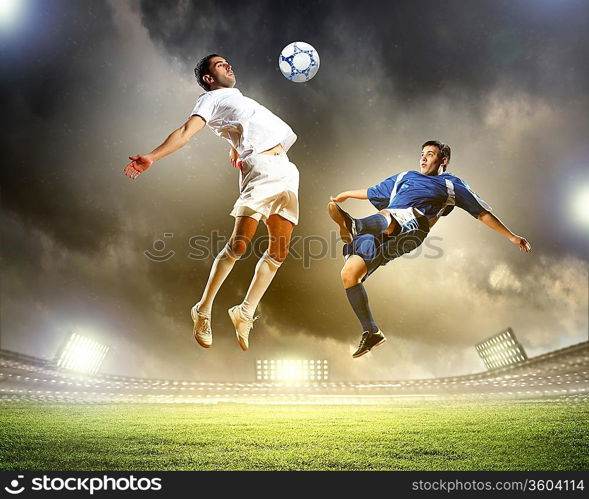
[475,327,528,371]
[56,332,109,375]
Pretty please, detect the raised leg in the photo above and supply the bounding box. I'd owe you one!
[229,214,295,351]
[240,214,294,318]
[341,255,379,333]
[197,215,258,314]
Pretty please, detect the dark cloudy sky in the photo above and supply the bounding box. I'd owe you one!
[1,0,588,380]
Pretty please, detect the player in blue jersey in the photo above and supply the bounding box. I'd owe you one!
[328,140,532,358]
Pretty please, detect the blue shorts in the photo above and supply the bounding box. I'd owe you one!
[342,217,429,281]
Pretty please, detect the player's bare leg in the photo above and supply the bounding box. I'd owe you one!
[192,216,258,348]
[341,255,386,358]
[381,212,399,234]
[341,255,368,288]
[229,214,294,351]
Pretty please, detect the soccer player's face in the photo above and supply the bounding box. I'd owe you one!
[206,57,236,89]
[420,146,446,175]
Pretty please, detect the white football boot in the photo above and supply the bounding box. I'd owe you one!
[191,303,212,348]
[228,305,258,351]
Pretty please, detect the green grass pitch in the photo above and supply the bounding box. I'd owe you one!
[1,400,587,470]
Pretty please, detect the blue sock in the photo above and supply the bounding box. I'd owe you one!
[355,213,389,235]
[345,283,379,333]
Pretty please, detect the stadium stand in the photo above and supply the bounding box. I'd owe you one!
[1,342,587,404]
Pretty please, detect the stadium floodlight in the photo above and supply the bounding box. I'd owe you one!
[571,184,589,228]
[475,328,527,371]
[0,0,27,31]
[57,333,109,375]
[256,359,329,381]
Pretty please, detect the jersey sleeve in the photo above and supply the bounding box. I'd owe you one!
[453,179,492,218]
[367,174,398,210]
[190,92,216,122]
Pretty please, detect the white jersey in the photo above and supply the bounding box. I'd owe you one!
[191,88,297,159]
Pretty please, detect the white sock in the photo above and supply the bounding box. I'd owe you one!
[240,251,282,318]
[197,244,239,315]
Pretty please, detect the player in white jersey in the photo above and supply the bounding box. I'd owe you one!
[124,55,299,351]
[328,140,532,358]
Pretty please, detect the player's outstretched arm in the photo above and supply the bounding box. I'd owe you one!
[477,211,532,253]
[124,115,206,180]
[330,189,368,203]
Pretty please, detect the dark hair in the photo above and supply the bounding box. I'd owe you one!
[422,140,451,167]
[194,54,221,91]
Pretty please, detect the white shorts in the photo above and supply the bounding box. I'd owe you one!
[230,152,299,225]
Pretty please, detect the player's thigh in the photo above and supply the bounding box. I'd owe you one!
[379,211,399,235]
[266,214,295,261]
[229,216,259,255]
[341,255,368,286]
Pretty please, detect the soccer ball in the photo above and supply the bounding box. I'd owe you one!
[279,42,320,83]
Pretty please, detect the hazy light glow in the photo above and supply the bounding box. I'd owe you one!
[0,0,26,30]
[571,184,589,228]
[256,359,329,381]
[57,333,109,375]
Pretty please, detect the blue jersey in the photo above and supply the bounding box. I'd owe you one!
[367,170,492,220]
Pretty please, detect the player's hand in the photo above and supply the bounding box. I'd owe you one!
[229,147,240,168]
[510,234,532,253]
[124,154,153,180]
[330,192,349,203]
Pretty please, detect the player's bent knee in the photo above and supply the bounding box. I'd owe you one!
[378,210,392,221]
[340,268,348,284]
[229,238,250,257]
[341,267,361,287]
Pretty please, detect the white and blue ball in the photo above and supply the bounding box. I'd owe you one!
[279,41,320,83]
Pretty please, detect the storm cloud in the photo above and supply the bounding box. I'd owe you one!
[1,0,587,380]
